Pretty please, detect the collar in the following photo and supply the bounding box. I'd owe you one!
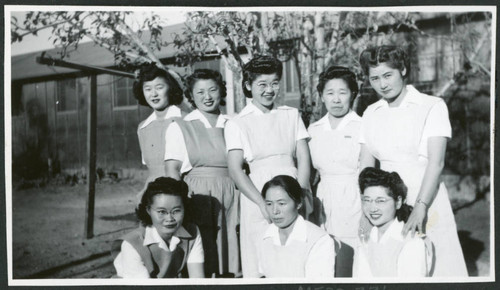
[184,109,229,128]
[369,218,405,244]
[143,225,193,251]
[309,110,360,131]
[238,101,293,117]
[262,215,307,246]
[139,105,182,129]
[371,85,423,111]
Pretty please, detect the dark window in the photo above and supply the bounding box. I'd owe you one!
[113,76,136,108]
[56,79,77,112]
[11,82,23,116]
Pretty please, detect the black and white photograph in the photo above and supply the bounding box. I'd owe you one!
[4,4,496,287]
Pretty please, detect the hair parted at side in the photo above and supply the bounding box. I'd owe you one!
[359,167,412,223]
[242,55,283,98]
[359,45,410,79]
[136,177,189,227]
[261,175,303,206]
[133,62,184,107]
[317,65,359,107]
[184,69,227,108]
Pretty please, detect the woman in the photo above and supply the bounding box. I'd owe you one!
[358,45,467,276]
[164,69,240,277]
[225,55,312,278]
[257,175,335,278]
[354,167,432,277]
[308,66,362,248]
[134,62,186,202]
[112,177,204,278]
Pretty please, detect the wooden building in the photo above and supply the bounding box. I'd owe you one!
[10,13,491,178]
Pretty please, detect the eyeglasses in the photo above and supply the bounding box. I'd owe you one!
[256,81,280,91]
[361,197,392,205]
[149,207,183,218]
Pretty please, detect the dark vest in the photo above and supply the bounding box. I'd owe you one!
[176,118,228,168]
[111,223,198,278]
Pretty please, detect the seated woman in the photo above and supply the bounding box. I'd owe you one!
[257,175,335,278]
[354,167,433,278]
[112,177,205,278]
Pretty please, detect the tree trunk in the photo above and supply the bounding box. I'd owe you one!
[312,12,326,122]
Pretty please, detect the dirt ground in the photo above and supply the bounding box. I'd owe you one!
[10,179,491,279]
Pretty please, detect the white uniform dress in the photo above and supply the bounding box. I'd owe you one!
[354,219,430,278]
[360,85,467,277]
[257,215,336,278]
[225,102,309,278]
[308,110,362,248]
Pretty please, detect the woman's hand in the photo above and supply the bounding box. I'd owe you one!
[402,202,427,237]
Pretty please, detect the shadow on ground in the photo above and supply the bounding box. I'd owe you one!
[458,230,485,277]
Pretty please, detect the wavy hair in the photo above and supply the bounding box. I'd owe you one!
[184,69,227,108]
[136,177,189,227]
[132,62,184,107]
[359,167,412,223]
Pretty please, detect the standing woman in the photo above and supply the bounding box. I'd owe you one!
[164,69,240,277]
[358,45,467,276]
[134,63,186,202]
[225,55,312,278]
[308,66,362,248]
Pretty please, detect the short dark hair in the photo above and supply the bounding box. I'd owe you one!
[136,177,189,227]
[184,69,227,108]
[359,46,410,79]
[262,175,303,206]
[242,55,283,98]
[359,167,412,223]
[317,66,359,107]
[133,62,184,107]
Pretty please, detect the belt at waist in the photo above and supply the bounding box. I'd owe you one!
[186,167,229,177]
[319,173,357,182]
[249,155,295,172]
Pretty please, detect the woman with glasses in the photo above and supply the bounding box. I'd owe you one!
[307,66,362,249]
[225,55,312,278]
[354,167,432,277]
[164,69,240,278]
[111,177,205,278]
[358,45,467,276]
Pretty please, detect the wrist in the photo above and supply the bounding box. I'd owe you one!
[416,198,429,209]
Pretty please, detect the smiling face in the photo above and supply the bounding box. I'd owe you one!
[142,76,170,111]
[362,186,401,234]
[265,186,301,229]
[191,79,221,113]
[321,78,352,118]
[368,62,406,103]
[147,194,185,241]
[247,73,280,111]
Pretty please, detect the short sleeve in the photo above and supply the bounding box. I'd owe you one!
[352,245,372,277]
[296,113,310,141]
[164,122,187,162]
[224,120,244,151]
[137,126,146,165]
[187,227,205,264]
[397,238,427,277]
[421,101,452,140]
[113,240,150,278]
[304,235,336,278]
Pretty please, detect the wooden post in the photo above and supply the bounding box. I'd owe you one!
[84,74,97,239]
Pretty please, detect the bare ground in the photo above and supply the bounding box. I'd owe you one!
[10,180,491,279]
